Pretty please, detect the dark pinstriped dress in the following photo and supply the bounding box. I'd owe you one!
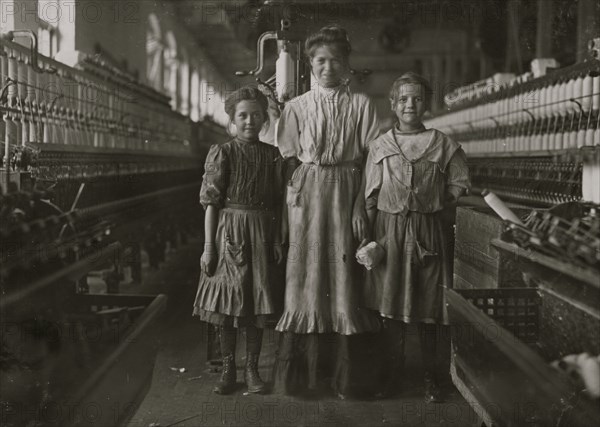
[193,139,284,327]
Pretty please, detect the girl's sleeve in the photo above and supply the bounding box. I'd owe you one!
[364,148,383,210]
[359,97,381,153]
[199,144,228,210]
[275,103,301,159]
[445,147,470,203]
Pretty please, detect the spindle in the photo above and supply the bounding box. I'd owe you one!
[593,73,600,112]
[0,46,7,84]
[7,49,18,107]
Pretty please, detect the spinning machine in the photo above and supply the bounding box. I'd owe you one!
[0,31,203,426]
[426,40,600,427]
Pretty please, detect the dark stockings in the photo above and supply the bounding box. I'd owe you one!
[418,323,437,380]
[219,324,264,357]
[245,324,263,354]
[219,325,237,357]
[379,319,406,395]
[383,319,406,370]
[419,323,442,402]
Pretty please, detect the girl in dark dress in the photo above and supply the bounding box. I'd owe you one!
[193,87,284,395]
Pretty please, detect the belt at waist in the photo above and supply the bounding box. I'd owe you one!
[224,202,273,211]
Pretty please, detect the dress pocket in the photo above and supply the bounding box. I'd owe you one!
[225,241,246,266]
[413,240,438,266]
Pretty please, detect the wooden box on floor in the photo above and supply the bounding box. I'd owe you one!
[453,206,528,290]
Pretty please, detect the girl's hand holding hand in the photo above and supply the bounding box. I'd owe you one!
[200,244,218,276]
[357,238,370,251]
[352,203,369,242]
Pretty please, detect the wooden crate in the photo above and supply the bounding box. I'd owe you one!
[446,288,600,427]
[454,206,528,289]
[492,239,600,361]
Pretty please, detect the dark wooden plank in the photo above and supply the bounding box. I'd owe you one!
[491,239,599,288]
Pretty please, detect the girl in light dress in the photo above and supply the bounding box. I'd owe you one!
[272,25,382,398]
[362,72,470,401]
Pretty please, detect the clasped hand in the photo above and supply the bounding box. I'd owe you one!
[352,202,369,242]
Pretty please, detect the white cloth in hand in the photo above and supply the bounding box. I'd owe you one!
[355,241,385,270]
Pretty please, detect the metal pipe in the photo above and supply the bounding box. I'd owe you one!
[235,31,277,77]
[1,30,57,74]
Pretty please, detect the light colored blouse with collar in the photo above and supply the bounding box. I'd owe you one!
[276,84,380,165]
[365,127,470,214]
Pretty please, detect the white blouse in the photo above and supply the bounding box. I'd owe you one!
[275,84,380,165]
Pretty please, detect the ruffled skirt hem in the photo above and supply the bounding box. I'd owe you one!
[275,310,381,335]
[193,275,278,318]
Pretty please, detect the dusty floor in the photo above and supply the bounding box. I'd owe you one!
[124,240,479,427]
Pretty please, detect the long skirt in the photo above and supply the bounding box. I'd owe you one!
[274,162,381,395]
[193,208,283,328]
[364,210,452,324]
[276,162,381,334]
[272,331,381,396]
